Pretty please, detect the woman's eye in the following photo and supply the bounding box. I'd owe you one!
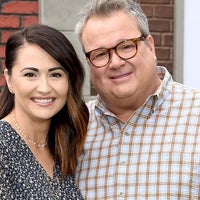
[24,73,36,77]
[51,73,62,78]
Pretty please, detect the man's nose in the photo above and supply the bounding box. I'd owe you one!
[108,49,125,68]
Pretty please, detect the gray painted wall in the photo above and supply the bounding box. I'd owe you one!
[39,0,90,96]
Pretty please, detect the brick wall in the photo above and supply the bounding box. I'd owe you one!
[141,0,174,74]
[0,0,38,88]
[0,0,174,95]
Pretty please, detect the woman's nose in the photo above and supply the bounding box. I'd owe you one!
[37,77,51,93]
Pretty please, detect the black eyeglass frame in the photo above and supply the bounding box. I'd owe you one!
[85,34,146,68]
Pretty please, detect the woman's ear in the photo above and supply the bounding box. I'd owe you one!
[4,69,14,94]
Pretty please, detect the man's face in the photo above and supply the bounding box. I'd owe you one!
[82,11,159,108]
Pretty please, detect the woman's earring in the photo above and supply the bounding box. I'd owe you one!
[9,88,14,94]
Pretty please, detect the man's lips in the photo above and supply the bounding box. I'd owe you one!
[110,72,132,79]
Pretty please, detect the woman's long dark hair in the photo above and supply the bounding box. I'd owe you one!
[0,24,89,177]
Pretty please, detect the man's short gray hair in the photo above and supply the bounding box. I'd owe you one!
[75,0,150,43]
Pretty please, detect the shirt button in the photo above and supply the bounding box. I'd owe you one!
[125,132,129,136]
[120,161,126,165]
[119,192,123,196]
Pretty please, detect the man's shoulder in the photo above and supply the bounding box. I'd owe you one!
[173,82,200,96]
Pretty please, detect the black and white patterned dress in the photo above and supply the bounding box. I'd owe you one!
[0,121,83,200]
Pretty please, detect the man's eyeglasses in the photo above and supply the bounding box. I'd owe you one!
[85,35,146,68]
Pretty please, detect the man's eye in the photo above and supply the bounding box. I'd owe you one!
[121,43,135,50]
[92,51,107,60]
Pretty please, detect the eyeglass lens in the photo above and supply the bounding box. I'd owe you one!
[88,36,144,68]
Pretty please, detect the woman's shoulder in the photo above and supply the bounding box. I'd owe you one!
[0,120,18,152]
[0,120,13,137]
[0,120,14,136]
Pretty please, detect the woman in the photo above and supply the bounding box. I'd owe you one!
[0,24,89,199]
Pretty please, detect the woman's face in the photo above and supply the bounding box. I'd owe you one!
[5,43,69,122]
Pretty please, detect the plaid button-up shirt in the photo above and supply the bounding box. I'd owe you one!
[76,66,200,200]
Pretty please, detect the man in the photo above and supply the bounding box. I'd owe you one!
[75,0,200,199]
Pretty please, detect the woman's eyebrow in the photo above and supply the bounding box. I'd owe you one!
[20,67,38,72]
[19,67,65,73]
[48,67,65,72]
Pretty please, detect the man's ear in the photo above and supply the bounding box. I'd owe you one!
[146,35,156,54]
